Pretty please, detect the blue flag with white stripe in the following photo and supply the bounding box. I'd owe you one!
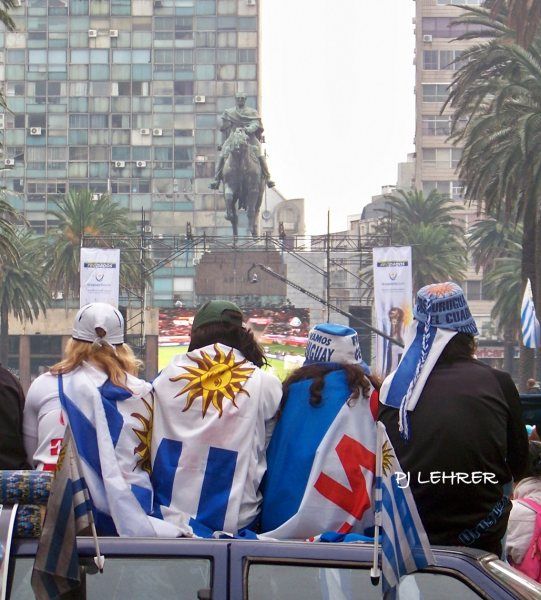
[521,279,540,349]
[375,422,434,598]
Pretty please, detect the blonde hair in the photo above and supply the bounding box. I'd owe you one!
[51,338,143,391]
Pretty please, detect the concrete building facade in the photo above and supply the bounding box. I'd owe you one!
[0,0,262,310]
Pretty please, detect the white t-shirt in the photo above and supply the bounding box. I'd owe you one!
[151,343,282,534]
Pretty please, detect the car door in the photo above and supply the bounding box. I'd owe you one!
[8,537,229,600]
[229,540,519,600]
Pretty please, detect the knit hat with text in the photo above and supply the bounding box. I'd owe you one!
[380,282,478,439]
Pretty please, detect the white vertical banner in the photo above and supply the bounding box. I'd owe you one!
[372,246,413,377]
[80,248,120,307]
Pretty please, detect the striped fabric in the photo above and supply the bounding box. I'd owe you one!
[57,368,189,537]
[31,427,93,600]
[521,279,540,349]
[375,422,434,598]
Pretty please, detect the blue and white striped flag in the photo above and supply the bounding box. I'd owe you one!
[374,422,435,598]
[31,426,93,600]
[521,279,540,349]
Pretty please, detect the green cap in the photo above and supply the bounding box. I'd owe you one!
[192,300,243,330]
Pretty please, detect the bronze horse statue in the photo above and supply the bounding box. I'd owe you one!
[221,128,265,237]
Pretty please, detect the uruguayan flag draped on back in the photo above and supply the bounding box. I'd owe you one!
[261,369,377,539]
[151,344,282,536]
[521,278,540,349]
[58,364,189,537]
[375,422,434,598]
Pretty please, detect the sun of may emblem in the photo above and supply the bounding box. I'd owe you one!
[131,395,153,474]
[382,440,394,477]
[170,344,254,418]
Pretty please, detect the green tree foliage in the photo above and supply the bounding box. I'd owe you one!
[0,228,49,365]
[489,0,541,47]
[447,1,541,382]
[378,189,468,292]
[448,3,541,310]
[469,216,522,369]
[45,190,150,302]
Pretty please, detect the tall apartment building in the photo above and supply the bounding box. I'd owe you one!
[414,0,502,351]
[0,0,261,307]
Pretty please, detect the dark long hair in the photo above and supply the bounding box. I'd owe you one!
[188,321,267,367]
[281,363,372,413]
[436,332,476,364]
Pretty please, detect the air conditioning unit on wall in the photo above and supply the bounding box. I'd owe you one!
[194,95,206,103]
[152,128,163,136]
[109,30,119,38]
[113,160,125,168]
[136,160,147,168]
[140,128,151,135]
[423,34,433,43]
[29,127,42,135]
[4,158,14,166]
[88,29,98,38]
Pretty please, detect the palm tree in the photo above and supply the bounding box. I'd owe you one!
[447,4,541,379]
[469,217,523,373]
[0,228,49,365]
[0,196,20,263]
[0,1,15,30]
[489,0,541,47]
[46,190,149,302]
[379,189,468,291]
[468,215,522,272]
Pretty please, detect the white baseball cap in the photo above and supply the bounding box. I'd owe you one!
[72,303,125,345]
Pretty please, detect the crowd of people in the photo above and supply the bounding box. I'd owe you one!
[1,283,540,581]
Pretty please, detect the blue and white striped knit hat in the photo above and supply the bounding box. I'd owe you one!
[413,282,478,335]
[304,323,371,374]
[380,282,478,439]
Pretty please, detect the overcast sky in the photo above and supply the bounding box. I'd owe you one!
[260,0,416,234]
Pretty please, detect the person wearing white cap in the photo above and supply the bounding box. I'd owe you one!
[24,302,191,537]
[260,323,380,539]
[23,302,141,471]
[379,282,528,556]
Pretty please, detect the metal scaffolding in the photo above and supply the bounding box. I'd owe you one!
[82,220,390,357]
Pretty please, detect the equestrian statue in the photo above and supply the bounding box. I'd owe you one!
[209,92,275,237]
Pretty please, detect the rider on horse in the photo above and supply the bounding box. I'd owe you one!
[209,92,275,190]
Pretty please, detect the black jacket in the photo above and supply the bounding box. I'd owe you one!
[0,364,30,469]
[379,358,528,555]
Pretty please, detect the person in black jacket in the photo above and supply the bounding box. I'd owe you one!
[0,364,30,469]
[379,282,528,556]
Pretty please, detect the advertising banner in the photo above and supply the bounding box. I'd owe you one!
[372,246,413,377]
[80,248,120,307]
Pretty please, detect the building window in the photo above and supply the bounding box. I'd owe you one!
[423,180,465,200]
[422,115,452,136]
[422,148,462,169]
[423,50,464,71]
[422,84,450,103]
[422,17,485,39]
[464,280,483,301]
